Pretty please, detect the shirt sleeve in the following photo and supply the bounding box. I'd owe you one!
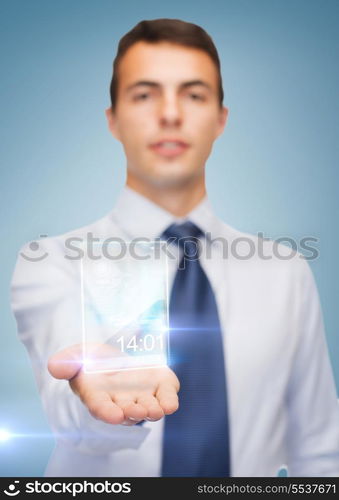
[10,238,150,456]
[285,258,339,476]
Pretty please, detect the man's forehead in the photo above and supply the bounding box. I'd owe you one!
[118,41,219,88]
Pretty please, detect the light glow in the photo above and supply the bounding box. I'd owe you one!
[0,429,11,442]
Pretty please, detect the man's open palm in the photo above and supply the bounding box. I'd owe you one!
[48,344,180,426]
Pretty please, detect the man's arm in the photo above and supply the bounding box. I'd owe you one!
[10,239,178,455]
[286,258,339,476]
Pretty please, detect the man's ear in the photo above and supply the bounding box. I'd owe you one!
[105,107,121,141]
[216,106,229,138]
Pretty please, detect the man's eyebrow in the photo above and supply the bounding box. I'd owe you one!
[180,80,212,91]
[125,81,160,92]
[125,80,212,92]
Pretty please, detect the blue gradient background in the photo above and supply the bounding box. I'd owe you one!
[1,0,338,476]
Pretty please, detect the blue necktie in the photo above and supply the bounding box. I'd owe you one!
[160,221,231,477]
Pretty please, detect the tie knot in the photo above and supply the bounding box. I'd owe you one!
[161,222,203,258]
[161,221,203,242]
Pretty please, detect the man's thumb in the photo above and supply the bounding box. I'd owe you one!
[48,344,83,380]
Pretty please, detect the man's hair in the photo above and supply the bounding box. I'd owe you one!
[109,18,224,110]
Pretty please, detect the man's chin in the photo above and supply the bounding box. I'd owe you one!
[143,172,200,189]
[145,162,205,187]
[127,163,205,190]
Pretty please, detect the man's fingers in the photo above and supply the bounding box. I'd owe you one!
[84,391,125,425]
[49,351,179,426]
[156,383,179,415]
[120,418,143,426]
[48,344,83,380]
[136,394,165,421]
[114,396,148,421]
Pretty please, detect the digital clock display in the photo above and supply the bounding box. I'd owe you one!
[81,240,169,372]
[116,333,164,352]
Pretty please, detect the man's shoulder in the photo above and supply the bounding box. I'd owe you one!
[11,211,119,290]
[18,210,118,258]
[213,217,314,281]
[55,210,119,243]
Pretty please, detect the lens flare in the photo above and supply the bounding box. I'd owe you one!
[0,429,11,442]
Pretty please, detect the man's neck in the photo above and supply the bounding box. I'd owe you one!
[126,176,207,217]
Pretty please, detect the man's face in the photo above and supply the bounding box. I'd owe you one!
[106,41,228,188]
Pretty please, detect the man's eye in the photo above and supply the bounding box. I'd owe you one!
[133,93,150,101]
[189,93,205,101]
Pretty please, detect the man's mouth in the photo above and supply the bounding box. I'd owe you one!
[149,140,190,158]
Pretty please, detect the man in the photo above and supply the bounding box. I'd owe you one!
[10,18,339,477]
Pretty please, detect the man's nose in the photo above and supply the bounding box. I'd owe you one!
[158,96,182,128]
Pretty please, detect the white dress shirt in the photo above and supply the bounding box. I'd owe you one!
[10,186,339,477]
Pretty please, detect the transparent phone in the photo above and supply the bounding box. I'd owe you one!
[81,240,169,372]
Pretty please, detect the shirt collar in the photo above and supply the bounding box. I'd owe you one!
[109,185,223,241]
